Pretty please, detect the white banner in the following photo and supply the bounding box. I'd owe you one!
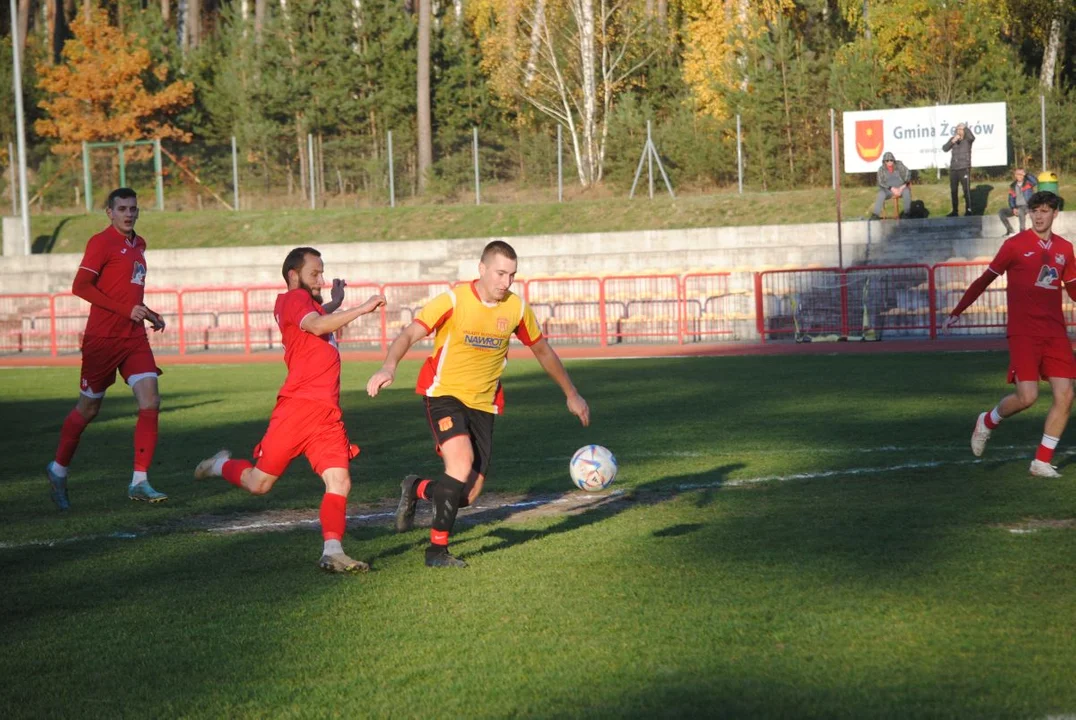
[842,102,1007,174]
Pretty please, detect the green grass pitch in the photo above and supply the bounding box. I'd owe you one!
[2,352,1076,718]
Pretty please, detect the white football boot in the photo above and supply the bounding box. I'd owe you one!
[1029,460,1062,478]
[970,412,992,457]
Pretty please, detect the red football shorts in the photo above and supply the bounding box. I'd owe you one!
[252,396,358,477]
[1007,335,1076,383]
[80,335,161,397]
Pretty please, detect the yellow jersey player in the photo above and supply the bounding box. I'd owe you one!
[366,241,590,567]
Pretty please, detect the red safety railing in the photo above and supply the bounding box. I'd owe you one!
[932,262,1003,336]
[1,263,1053,356]
[756,264,934,341]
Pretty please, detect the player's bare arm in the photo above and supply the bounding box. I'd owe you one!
[367,321,428,397]
[300,294,386,336]
[529,337,590,426]
[321,278,347,313]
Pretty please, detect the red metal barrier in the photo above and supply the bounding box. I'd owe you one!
[381,281,453,350]
[602,275,682,344]
[335,282,384,350]
[0,293,53,354]
[0,266,1040,357]
[757,265,933,341]
[682,273,734,342]
[931,262,1003,336]
[525,277,606,345]
[50,294,91,353]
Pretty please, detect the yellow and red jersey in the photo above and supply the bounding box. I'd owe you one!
[414,281,542,414]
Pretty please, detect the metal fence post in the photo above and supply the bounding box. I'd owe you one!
[153,139,164,211]
[231,136,240,211]
[307,133,316,209]
[736,114,743,195]
[557,124,563,203]
[118,142,127,188]
[387,130,395,208]
[1040,94,1047,170]
[473,127,481,205]
[830,108,836,190]
[82,141,92,212]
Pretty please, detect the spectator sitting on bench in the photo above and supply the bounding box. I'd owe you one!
[870,151,911,220]
[998,167,1037,235]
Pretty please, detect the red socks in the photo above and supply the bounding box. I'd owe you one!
[1035,434,1060,463]
[221,459,253,487]
[55,409,90,466]
[320,492,347,542]
[133,409,159,472]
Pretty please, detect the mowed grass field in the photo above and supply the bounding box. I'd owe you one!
[2,352,1076,718]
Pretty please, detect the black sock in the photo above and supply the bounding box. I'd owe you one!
[429,473,465,550]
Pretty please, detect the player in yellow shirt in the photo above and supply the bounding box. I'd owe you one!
[366,240,590,567]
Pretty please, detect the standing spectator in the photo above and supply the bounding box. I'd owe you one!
[998,168,1037,235]
[942,122,975,216]
[870,151,911,220]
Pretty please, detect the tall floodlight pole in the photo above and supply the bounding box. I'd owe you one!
[10,0,32,254]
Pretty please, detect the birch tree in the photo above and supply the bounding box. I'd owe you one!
[475,0,656,187]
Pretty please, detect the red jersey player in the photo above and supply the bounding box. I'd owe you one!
[194,247,385,574]
[945,191,1076,477]
[46,188,168,510]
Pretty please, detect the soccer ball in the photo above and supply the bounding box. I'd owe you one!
[569,445,618,492]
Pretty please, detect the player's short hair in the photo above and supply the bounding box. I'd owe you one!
[106,188,137,210]
[481,240,517,264]
[282,246,320,282]
[1029,191,1061,211]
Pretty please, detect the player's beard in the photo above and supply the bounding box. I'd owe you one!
[299,279,322,301]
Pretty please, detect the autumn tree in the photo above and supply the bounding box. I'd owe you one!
[474,0,658,188]
[34,10,194,155]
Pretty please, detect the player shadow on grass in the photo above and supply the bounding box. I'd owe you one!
[449,463,746,560]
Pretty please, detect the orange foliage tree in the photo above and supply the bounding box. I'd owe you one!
[34,10,194,155]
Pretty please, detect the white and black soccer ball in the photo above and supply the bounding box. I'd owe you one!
[569,445,618,492]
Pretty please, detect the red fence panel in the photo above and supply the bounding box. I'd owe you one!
[50,293,91,353]
[381,281,453,350]
[756,268,844,340]
[524,277,605,345]
[144,289,182,353]
[602,275,682,344]
[335,282,385,350]
[177,287,249,353]
[845,265,933,339]
[681,273,734,342]
[931,262,1003,336]
[0,293,53,354]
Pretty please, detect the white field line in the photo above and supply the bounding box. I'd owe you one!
[1,451,1051,551]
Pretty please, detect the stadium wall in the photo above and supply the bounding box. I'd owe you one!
[1,212,1071,294]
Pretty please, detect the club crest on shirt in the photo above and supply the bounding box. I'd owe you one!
[1036,265,1059,288]
[130,261,146,286]
[497,316,509,333]
[1056,253,1066,266]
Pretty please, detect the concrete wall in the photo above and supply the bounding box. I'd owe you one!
[1,212,1072,294]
